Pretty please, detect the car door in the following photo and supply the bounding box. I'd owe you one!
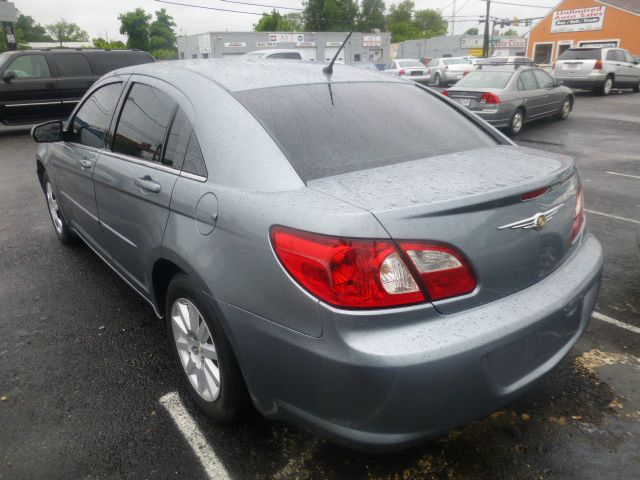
[0,53,60,124]
[532,69,562,115]
[516,69,545,119]
[51,52,98,117]
[93,77,180,296]
[621,50,640,86]
[50,80,126,254]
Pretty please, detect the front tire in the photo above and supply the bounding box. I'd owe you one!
[633,79,640,93]
[507,108,525,136]
[42,172,75,245]
[166,274,247,423]
[556,97,572,120]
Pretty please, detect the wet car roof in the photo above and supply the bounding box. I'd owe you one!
[116,59,405,92]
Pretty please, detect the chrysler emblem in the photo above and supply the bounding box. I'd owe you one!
[498,204,564,231]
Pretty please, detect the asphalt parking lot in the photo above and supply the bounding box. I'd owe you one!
[1,90,639,480]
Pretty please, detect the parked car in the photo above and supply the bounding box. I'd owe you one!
[32,60,602,451]
[443,65,575,136]
[426,57,475,86]
[553,47,640,95]
[243,49,303,61]
[352,62,385,72]
[383,59,431,84]
[0,49,154,125]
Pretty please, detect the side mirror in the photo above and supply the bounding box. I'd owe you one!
[31,120,63,143]
[2,70,16,83]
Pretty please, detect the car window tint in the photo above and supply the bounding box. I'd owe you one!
[70,82,122,148]
[113,83,176,163]
[606,50,617,61]
[268,52,300,59]
[519,70,538,90]
[234,83,497,181]
[533,69,554,88]
[163,108,192,170]
[183,133,208,177]
[92,52,154,75]
[53,54,93,76]
[455,71,513,88]
[7,55,51,78]
[559,48,601,60]
[615,50,626,62]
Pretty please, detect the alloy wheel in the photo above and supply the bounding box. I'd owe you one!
[562,99,571,118]
[512,111,523,134]
[45,181,63,234]
[603,77,613,95]
[171,298,221,402]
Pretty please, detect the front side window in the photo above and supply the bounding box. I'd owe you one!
[623,51,635,63]
[533,69,554,88]
[234,82,496,181]
[7,55,51,79]
[70,82,123,148]
[53,54,93,76]
[112,83,176,163]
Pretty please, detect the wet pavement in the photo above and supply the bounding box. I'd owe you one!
[1,90,639,479]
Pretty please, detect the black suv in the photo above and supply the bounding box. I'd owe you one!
[0,49,154,125]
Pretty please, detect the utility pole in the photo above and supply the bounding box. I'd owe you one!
[452,0,456,36]
[482,0,491,58]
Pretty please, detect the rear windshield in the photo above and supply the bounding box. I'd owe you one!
[234,82,496,181]
[444,58,472,65]
[397,60,424,68]
[559,48,601,60]
[455,70,514,88]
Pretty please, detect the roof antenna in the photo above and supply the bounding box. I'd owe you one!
[323,32,352,75]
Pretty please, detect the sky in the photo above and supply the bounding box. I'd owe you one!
[9,0,558,41]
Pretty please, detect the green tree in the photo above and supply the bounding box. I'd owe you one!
[388,2,447,42]
[92,37,126,49]
[501,28,518,36]
[254,10,295,32]
[464,27,479,35]
[118,8,152,50]
[46,19,89,45]
[303,0,327,30]
[358,0,385,32]
[303,0,358,31]
[149,8,177,52]
[16,14,52,42]
[413,9,447,38]
[284,12,304,31]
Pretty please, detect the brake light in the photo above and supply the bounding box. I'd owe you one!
[441,90,449,96]
[594,59,603,70]
[399,69,406,75]
[571,185,585,242]
[521,186,549,201]
[400,242,477,301]
[480,92,501,104]
[271,226,477,308]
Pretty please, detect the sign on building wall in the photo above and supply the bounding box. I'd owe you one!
[269,33,305,43]
[460,36,483,49]
[224,42,246,48]
[198,34,211,54]
[551,6,606,33]
[363,35,382,47]
[494,38,527,49]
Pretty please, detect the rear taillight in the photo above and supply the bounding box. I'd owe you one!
[271,226,476,309]
[571,185,585,242]
[594,59,603,70]
[399,69,406,75]
[441,90,449,96]
[480,92,501,104]
[521,186,549,201]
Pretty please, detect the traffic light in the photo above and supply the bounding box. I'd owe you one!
[513,17,519,27]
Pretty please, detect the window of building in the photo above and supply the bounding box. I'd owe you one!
[202,53,209,59]
[6,54,51,78]
[70,82,123,148]
[192,54,198,59]
[112,83,176,163]
[53,54,93,76]
[533,43,553,65]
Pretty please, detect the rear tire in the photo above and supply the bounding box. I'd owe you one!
[507,108,525,136]
[42,172,75,245]
[556,96,572,120]
[599,76,613,96]
[166,274,247,423]
[633,79,640,93]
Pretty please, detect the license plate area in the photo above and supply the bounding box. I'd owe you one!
[455,98,471,107]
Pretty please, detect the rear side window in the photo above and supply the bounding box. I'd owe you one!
[268,52,301,59]
[113,83,176,162]
[518,70,538,91]
[559,48,601,60]
[6,55,51,78]
[164,108,207,177]
[183,134,207,178]
[53,54,93,76]
[70,82,122,148]
[532,69,554,88]
[234,82,496,181]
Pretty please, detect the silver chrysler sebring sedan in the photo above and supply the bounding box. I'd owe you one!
[32,59,602,451]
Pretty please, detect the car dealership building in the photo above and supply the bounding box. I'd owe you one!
[177,31,391,64]
[527,0,640,64]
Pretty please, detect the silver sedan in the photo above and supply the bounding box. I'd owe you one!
[444,66,575,135]
[382,59,431,84]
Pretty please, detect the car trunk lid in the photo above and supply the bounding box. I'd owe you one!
[307,145,581,314]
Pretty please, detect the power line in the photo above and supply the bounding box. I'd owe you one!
[218,0,302,11]
[478,0,553,8]
[155,0,268,15]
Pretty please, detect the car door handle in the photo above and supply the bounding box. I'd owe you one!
[78,159,93,169]
[134,176,161,193]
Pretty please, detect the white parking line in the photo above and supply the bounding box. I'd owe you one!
[159,392,230,480]
[593,312,640,334]
[586,209,640,225]
[606,171,640,181]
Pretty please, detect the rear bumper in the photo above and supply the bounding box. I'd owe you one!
[216,233,602,451]
[553,72,607,88]
[472,107,514,128]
